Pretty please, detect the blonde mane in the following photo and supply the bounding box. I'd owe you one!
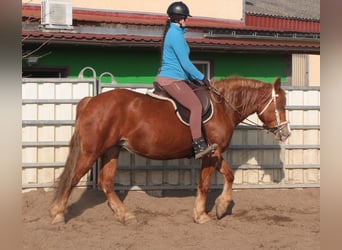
[212,76,273,114]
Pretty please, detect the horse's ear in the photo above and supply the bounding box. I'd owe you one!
[274,77,281,91]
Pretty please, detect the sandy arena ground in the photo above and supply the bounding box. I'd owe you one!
[22,187,319,250]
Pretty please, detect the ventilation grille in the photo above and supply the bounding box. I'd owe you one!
[41,0,73,29]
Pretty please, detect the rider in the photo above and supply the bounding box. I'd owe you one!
[156,1,217,159]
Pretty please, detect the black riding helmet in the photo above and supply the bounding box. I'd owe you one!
[167,1,192,17]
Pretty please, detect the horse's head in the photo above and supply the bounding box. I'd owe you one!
[257,78,291,142]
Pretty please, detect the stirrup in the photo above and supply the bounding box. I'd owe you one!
[195,144,217,159]
[193,137,218,159]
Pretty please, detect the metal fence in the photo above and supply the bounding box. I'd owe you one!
[22,69,320,190]
[22,73,97,189]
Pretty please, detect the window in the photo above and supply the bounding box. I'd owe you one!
[22,66,69,78]
[193,60,212,79]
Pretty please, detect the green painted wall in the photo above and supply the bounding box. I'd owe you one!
[192,52,289,84]
[35,47,160,83]
[28,46,290,84]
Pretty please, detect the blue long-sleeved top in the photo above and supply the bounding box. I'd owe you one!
[157,23,204,81]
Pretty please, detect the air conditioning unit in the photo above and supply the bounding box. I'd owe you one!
[41,0,73,29]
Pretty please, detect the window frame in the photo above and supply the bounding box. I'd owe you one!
[193,60,212,79]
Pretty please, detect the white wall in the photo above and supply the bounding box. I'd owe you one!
[23,0,244,21]
[308,55,320,86]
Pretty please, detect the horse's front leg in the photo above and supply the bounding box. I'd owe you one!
[193,157,216,224]
[214,158,234,219]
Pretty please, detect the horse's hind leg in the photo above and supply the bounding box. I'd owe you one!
[50,132,98,224]
[214,158,234,219]
[50,154,98,224]
[98,147,136,224]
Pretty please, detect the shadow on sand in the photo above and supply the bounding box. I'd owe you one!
[64,187,234,223]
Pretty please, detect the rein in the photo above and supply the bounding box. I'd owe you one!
[209,85,288,134]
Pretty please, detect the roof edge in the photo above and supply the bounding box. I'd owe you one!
[22,5,320,34]
[246,11,320,22]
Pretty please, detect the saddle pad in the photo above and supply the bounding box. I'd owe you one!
[147,91,214,126]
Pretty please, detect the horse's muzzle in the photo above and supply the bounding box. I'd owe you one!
[276,122,291,142]
[265,122,291,142]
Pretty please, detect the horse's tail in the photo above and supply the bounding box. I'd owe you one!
[52,127,81,204]
[52,96,92,205]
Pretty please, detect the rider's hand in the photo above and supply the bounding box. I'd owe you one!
[198,78,211,87]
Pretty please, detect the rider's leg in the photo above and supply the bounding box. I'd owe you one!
[156,77,217,159]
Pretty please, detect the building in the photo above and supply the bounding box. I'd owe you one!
[22,0,320,85]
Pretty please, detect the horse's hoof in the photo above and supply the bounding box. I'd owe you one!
[215,197,228,219]
[116,212,137,225]
[124,212,137,225]
[193,209,211,224]
[215,203,228,219]
[215,199,234,219]
[51,213,65,224]
[193,214,211,224]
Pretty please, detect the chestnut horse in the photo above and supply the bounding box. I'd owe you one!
[50,76,291,224]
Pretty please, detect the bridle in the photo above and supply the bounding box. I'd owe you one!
[210,85,290,139]
[257,88,290,139]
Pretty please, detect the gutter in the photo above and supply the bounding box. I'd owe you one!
[204,30,320,43]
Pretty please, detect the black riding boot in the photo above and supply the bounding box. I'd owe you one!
[192,137,217,159]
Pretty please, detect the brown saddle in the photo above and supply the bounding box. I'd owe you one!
[152,81,213,125]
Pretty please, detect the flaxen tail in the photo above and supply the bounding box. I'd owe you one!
[52,128,81,204]
[52,96,91,204]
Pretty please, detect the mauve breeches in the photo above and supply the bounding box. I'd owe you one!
[156,76,202,140]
